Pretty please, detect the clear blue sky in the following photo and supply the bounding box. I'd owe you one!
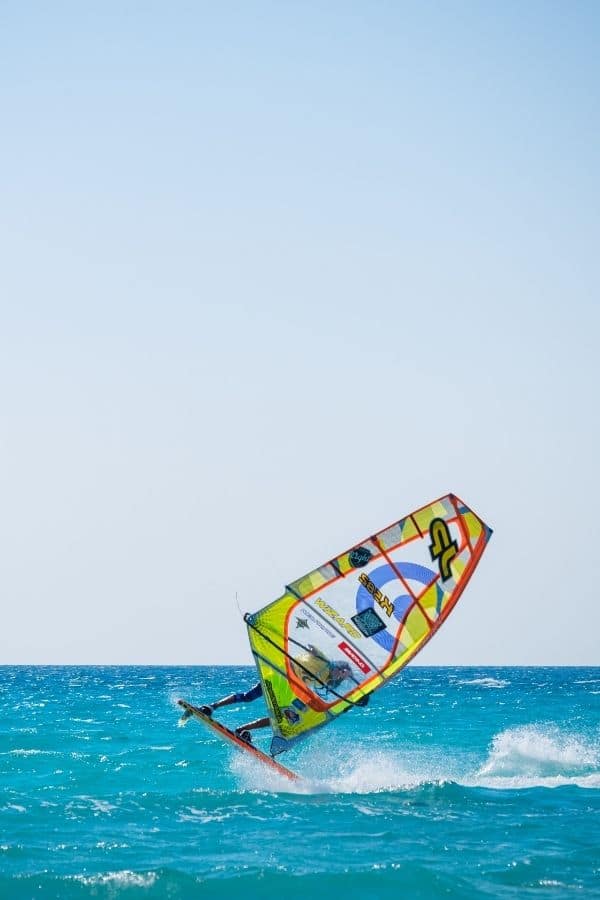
[1,2,598,664]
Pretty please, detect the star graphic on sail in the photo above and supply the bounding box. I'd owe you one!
[295,618,309,629]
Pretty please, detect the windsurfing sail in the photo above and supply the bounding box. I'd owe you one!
[245,493,492,756]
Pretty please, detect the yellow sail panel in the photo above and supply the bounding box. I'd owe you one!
[288,563,338,599]
[461,510,483,546]
[402,605,429,647]
[412,496,456,534]
[246,494,492,755]
[419,581,445,622]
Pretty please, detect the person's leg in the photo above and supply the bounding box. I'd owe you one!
[200,683,262,716]
[234,716,270,743]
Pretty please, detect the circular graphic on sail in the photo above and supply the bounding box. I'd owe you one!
[355,562,435,651]
[349,546,372,568]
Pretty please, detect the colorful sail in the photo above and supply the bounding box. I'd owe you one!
[245,493,492,755]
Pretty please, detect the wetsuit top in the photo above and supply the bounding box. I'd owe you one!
[232,683,263,703]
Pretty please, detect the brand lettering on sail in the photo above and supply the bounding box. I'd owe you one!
[429,518,458,581]
[314,598,362,640]
[264,679,283,722]
[358,572,395,617]
[338,641,371,674]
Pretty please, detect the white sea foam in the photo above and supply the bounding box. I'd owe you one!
[8,748,57,756]
[457,676,509,689]
[74,796,118,815]
[233,724,600,795]
[178,806,231,823]
[464,725,600,790]
[322,756,430,794]
[232,746,443,796]
[477,725,598,776]
[230,751,302,793]
[73,871,157,888]
[468,773,600,790]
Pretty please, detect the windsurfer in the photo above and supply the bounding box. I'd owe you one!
[290,644,353,692]
[200,646,366,743]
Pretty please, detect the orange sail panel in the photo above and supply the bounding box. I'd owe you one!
[245,493,492,755]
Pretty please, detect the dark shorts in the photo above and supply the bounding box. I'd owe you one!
[233,682,263,703]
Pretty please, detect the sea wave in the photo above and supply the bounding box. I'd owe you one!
[233,724,600,795]
[67,796,118,816]
[477,725,599,776]
[467,773,600,790]
[233,747,449,796]
[1,867,473,899]
[72,870,157,888]
[456,677,509,688]
[7,748,58,756]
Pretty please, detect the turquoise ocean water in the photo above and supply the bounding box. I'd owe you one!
[1,666,598,898]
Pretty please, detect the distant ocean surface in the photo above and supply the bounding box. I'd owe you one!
[1,666,598,899]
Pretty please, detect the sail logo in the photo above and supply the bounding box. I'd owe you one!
[264,679,283,723]
[429,518,458,581]
[338,641,371,674]
[358,572,394,617]
[349,547,372,568]
[314,598,362,640]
